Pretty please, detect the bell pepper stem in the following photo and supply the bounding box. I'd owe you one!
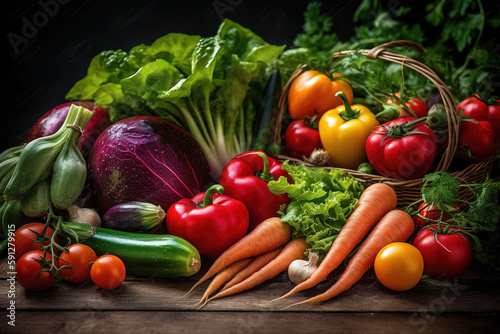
[336,91,360,121]
[199,184,225,207]
[236,151,272,183]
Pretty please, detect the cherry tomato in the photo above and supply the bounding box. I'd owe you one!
[91,254,126,289]
[413,201,457,231]
[59,244,98,284]
[412,225,473,279]
[16,250,56,291]
[374,242,424,291]
[284,118,321,159]
[386,93,428,118]
[13,222,59,261]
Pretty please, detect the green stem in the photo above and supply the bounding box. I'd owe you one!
[198,184,224,207]
[237,151,272,182]
[336,91,360,121]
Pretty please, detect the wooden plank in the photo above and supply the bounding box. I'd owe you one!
[1,271,499,313]
[3,311,500,334]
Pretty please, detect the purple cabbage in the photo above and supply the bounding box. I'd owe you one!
[88,116,213,214]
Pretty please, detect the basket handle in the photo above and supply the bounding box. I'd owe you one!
[366,40,425,59]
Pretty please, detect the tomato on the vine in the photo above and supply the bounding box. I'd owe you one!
[412,225,473,279]
[413,201,457,231]
[386,93,428,118]
[90,254,126,289]
[374,242,424,291]
[13,222,59,261]
[16,250,56,291]
[59,244,98,284]
[284,116,321,159]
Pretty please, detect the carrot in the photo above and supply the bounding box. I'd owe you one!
[186,217,291,295]
[205,237,309,303]
[197,257,254,305]
[220,246,284,293]
[273,182,397,301]
[288,209,414,307]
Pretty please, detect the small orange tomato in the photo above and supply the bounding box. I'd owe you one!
[287,70,353,120]
[374,242,424,292]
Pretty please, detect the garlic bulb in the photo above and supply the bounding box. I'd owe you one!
[288,252,319,285]
[67,204,101,227]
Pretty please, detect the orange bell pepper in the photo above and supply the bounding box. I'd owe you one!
[287,70,353,120]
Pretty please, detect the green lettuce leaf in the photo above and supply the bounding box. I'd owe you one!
[268,161,364,260]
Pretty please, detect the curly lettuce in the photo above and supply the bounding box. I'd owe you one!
[268,161,364,260]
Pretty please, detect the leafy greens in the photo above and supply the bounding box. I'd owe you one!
[66,19,285,177]
[268,161,365,260]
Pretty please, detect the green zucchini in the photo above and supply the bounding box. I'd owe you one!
[81,227,201,278]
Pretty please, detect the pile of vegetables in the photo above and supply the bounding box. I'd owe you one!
[1,1,500,312]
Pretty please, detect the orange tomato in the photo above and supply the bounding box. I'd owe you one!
[287,70,353,120]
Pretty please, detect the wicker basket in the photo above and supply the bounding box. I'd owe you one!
[274,40,496,207]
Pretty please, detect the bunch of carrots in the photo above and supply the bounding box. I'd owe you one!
[186,183,415,308]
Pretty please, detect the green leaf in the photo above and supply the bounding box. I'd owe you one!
[421,172,460,208]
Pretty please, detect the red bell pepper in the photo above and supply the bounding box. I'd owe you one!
[165,184,249,260]
[219,150,292,232]
[457,95,500,147]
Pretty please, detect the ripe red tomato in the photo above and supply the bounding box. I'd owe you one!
[59,244,98,284]
[412,225,473,279]
[386,93,428,118]
[413,202,456,231]
[366,117,438,180]
[16,250,56,291]
[284,118,322,159]
[13,223,59,261]
[90,254,126,289]
[457,96,500,146]
[456,119,496,162]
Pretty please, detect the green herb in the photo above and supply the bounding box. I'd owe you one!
[268,161,364,260]
[277,0,500,102]
[405,171,500,271]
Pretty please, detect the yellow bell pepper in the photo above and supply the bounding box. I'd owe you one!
[319,91,379,170]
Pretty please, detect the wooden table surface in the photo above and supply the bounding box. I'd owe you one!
[1,255,499,334]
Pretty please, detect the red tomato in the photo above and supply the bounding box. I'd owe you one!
[91,255,126,289]
[16,250,56,291]
[13,223,59,261]
[284,118,321,159]
[387,93,428,118]
[456,119,496,162]
[413,202,457,231]
[412,225,473,279]
[366,117,438,180]
[59,244,98,284]
[457,96,500,146]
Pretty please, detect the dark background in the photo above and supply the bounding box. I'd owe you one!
[3,0,498,153]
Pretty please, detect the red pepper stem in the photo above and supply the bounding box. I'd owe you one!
[199,184,224,208]
[336,91,359,121]
[236,151,272,182]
